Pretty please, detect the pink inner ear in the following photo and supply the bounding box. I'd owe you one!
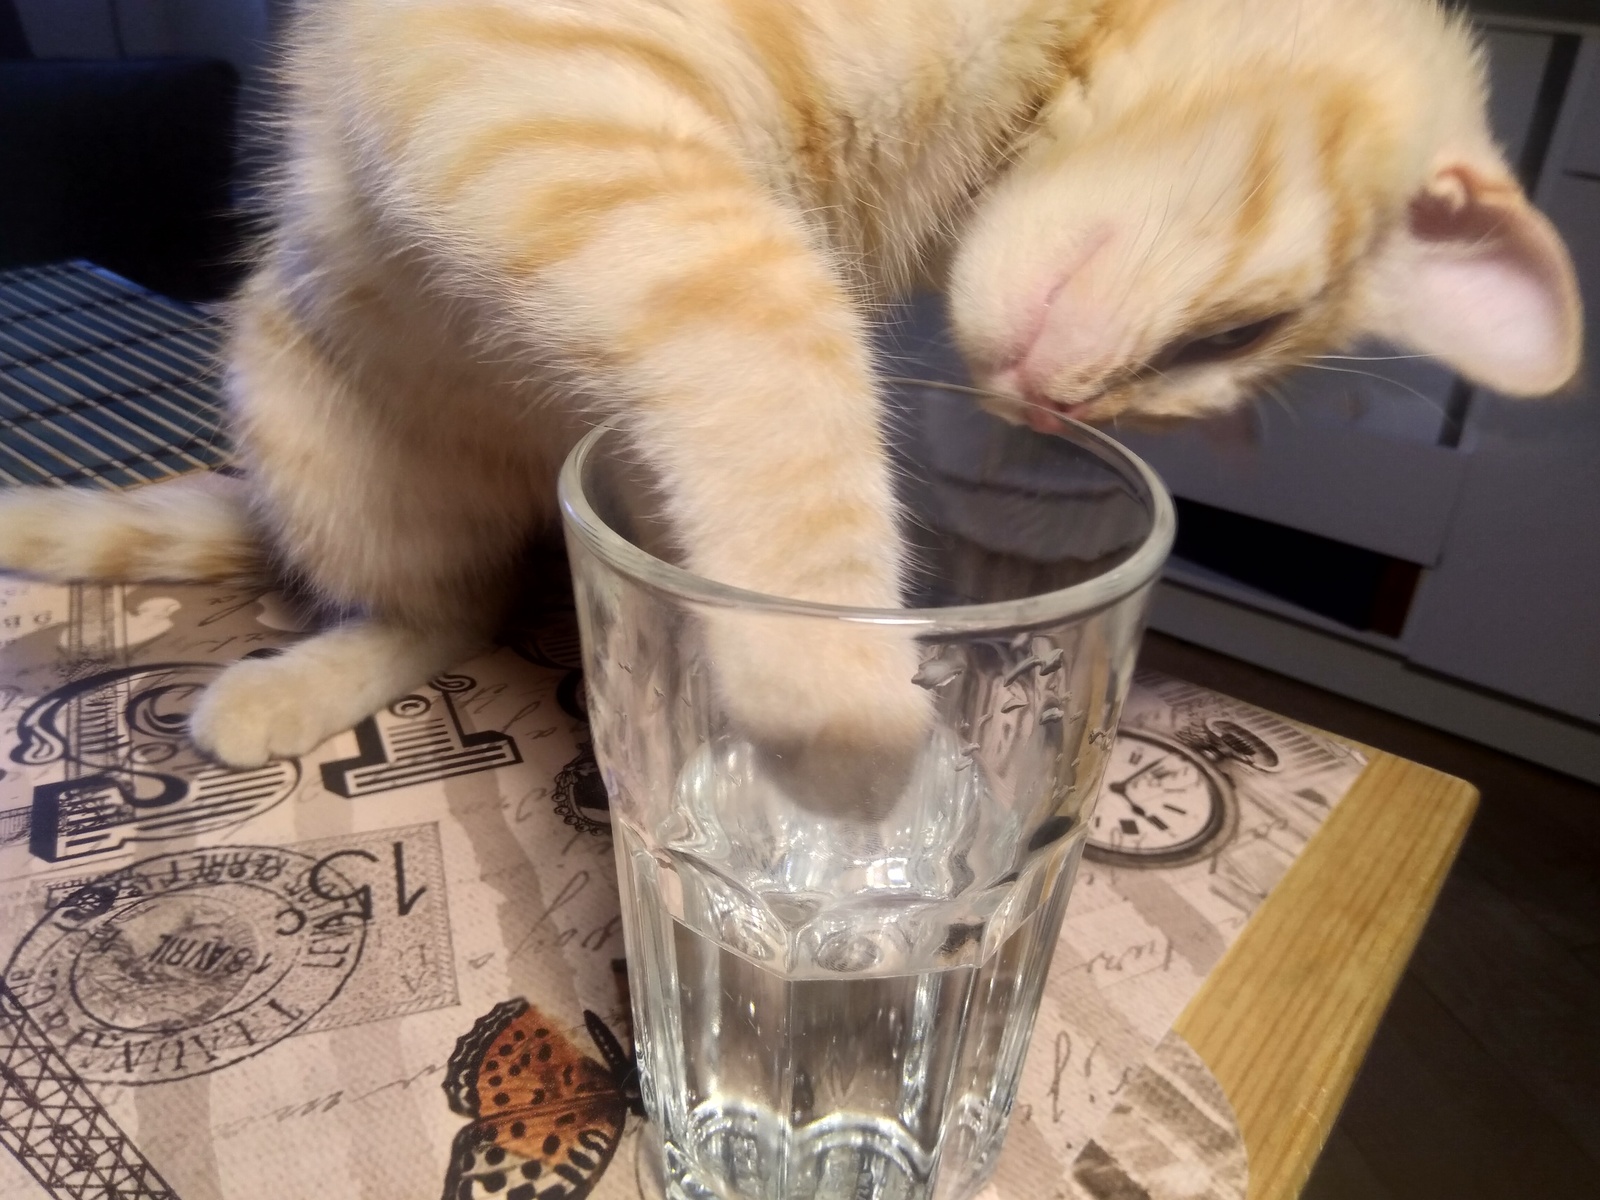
[1410,167,1513,243]
[1387,167,1581,397]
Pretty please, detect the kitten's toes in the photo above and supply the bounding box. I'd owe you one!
[712,619,933,816]
[190,655,353,767]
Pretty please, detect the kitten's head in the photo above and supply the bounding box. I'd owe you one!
[947,0,1581,432]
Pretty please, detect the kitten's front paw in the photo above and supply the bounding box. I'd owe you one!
[710,618,933,817]
[190,655,350,767]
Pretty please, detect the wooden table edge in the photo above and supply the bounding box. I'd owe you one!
[1171,747,1480,1199]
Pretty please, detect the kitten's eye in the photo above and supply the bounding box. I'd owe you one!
[1165,314,1289,367]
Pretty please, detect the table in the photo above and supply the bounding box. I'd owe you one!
[0,581,1480,1200]
[0,262,1483,1197]
[1175,747,1478,1198]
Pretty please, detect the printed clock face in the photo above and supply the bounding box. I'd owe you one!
[1086,729,1233,867]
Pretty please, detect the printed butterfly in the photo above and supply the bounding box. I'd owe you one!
[441,999,643,1200]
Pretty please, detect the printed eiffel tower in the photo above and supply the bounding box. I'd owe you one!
[0,981,180,1200]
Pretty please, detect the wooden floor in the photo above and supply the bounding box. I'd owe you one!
[1137,633,1600,1200]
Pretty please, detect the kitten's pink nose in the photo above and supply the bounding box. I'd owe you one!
[987,365,1073,433]
[1019,308,1127,397]
[997,225,1123,403]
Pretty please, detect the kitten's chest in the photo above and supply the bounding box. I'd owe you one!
[769,29,1056,291]
[796,110,1017,295]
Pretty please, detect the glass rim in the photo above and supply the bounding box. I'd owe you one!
[557,379,1176,632]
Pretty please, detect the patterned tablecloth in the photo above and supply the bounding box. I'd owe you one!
[0,577,1365,1200]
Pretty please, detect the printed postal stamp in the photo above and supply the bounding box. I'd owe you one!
[2,824,456,1086]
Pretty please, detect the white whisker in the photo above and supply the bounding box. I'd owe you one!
[1313,352,1433,362]
[1260,381,1298,424]
[1299,362,1449,416]
[882,374,1080,421]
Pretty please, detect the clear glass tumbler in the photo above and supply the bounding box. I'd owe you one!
[559,380,1175,1200]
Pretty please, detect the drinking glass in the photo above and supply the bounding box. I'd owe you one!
[559,380,1175,1200]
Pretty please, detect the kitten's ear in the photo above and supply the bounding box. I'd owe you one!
[1364,164,1581,396]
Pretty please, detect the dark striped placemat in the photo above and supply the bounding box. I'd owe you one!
[0,261,231,489]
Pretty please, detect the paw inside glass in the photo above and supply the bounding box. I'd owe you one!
[559,380,1174,1200]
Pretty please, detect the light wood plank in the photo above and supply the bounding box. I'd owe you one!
[1173,752,1478,1199]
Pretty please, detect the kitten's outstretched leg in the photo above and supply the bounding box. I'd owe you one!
[361,45,932,800]
[190,618,489,768]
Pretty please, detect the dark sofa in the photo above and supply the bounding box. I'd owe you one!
[0,2,244,301]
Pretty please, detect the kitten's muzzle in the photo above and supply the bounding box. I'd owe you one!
[976,371,1101,434]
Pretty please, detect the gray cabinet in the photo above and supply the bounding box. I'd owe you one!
[1403,37,1600,724]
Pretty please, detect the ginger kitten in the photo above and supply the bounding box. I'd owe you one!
[0,0,1580,770]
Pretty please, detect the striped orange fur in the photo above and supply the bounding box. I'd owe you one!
[0,0,1580,768]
